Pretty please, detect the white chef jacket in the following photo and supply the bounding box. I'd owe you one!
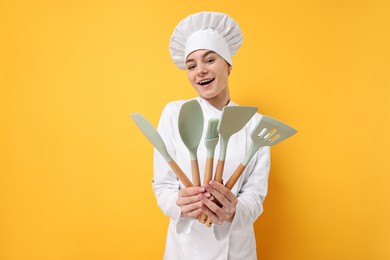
[152,97,270,260]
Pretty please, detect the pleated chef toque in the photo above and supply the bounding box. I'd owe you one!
[169,11,243,69]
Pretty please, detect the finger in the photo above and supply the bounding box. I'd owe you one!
[179,186,205,197]
[176,193,203,207]
[208,180,238,205]
[183,208,203,219]
[202,197,235,224]
[209,188,229,206]
[201,204,221,225]
[204,184,234,210]
[180,200,203,215]
[202,197,228,220]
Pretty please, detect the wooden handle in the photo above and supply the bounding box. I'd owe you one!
[205,216,212,227]
[201,162,245,227]
[198,213,208,223]
[204,157,214,185]
[191,159,201,187]
[168,160,193,187]
[225,163,246,190]
[198,157,214,225]
[214,160,225,183]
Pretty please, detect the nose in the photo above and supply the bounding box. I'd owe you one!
[197,64,207,76]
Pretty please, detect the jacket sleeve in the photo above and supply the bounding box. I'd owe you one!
[214,145,271,240]
[151,103,193,232]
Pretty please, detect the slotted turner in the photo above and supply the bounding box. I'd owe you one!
[225,115,297,190]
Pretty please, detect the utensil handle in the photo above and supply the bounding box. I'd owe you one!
[205,216,212,227]
[191,160,201,187]
[198,213,208,223]
[204,157,214,185]
[198,157,214,226]
[168,160,193,187]
[225,163,246,190]
[214,160,225,183]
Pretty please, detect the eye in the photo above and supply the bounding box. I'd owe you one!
[187,64,196,71]
[206,58,215,64]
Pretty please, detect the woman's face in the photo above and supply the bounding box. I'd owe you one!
[185,49,231,104]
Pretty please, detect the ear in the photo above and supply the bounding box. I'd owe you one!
[228,65,232,75]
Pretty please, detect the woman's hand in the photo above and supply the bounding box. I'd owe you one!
[176,186,212,219]
[201,180,238,225]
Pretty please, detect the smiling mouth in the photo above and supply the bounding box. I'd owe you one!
[198,78,215,86]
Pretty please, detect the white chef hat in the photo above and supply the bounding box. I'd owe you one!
[169,11,243,69]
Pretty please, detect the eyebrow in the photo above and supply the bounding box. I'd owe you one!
[185,50,216,64]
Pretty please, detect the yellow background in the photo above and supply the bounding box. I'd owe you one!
[1,0,389,259]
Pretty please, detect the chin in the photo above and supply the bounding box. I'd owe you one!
[200,95,218,101]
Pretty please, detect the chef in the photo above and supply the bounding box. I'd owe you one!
[152,11,271,260]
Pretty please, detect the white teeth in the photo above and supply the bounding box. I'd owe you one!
[199,79,213,84]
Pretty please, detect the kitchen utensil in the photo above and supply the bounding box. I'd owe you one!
[178,100,204,186]
[131,113,193,187]
[225,115,297,190]
[199,118,219,224]
[203,118,219,186]
[214,106,258,184]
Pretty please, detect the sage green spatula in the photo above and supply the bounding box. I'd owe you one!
[214,106,258,184]
[225,115,297,190]
[131,113,193,187]
[178,100,204,186]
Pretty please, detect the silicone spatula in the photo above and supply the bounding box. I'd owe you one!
[131,113,193,187]
[213,106,258,184]
[178,100,204,186]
